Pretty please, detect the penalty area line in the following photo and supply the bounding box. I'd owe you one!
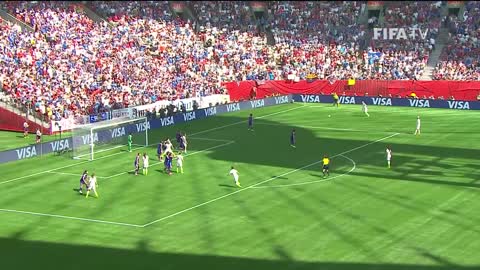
[250,154,357,188]
[46,171,109,179]
[0,208,143,228]
[141,132,399,227]
[0,144,150,186]
[189,137,235,143]
[188,104,307,137]
[0,104,305,186]
[103,141,235,179]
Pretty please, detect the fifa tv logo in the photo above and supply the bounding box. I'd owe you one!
[373,28,429,40]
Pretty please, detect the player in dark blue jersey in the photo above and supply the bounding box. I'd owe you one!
[290,129,296,148]
[157,141,163,161]
[164,152,173,175]
[248,114,254,131]
[176,131,182,144]
[179,133,185,151]
[134,153,140,175]
[79,170,88,194]
[163,153,169,172]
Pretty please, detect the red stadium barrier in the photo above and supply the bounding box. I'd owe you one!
[0,107,47,134]
[224,80,480,101]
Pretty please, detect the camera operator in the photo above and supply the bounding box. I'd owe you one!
[192,100,199,111]
[167,104,176,116]
[159,106,167,118]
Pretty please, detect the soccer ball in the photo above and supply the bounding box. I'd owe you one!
[328,115,331,118]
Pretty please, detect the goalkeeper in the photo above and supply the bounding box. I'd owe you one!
[128,133,133,152]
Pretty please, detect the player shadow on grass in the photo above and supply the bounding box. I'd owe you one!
[218,184,236,188]
[72,188,85,196]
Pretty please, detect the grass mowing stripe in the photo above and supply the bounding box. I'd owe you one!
[141,133,399,227]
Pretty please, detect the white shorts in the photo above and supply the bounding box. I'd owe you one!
[416,126,421,130]
[88,186,96,191]
[143,164,149,168]
[387,157,391,161]
[177,161,183,167]
[233,176,239,182]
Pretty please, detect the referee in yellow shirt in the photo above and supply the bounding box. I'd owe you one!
[332,92,339,107]
[322,155,330,178]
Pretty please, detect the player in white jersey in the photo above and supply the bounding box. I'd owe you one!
[35,129,42,143]
[181,134,188,153]
[85,173,99,198]
[228,166,241,188]
[176,152,184,174]
[386,146,392,169]
[414,116,421,135]
[362,101,370,117]
[163,139,174,156]
[142,153,149,175]
[23,121,29,138]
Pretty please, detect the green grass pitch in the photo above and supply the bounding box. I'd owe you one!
[0,103,479,270]
[0,130,72,151]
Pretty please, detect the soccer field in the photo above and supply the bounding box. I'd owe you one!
[1,103,479,270]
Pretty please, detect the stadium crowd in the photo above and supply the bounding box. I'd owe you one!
[0,1,478,122]
[433,1,480,80]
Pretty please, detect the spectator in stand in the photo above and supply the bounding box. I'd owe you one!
[0,0,478,123]
[434,1,480,80]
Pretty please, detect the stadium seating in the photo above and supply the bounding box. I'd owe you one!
[1,1,479,122]
[433,1,480,80]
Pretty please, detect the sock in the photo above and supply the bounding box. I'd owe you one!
[145,169,148,175]
[181,168,183,174]
[176,168,179,173]
[85,191,89,198]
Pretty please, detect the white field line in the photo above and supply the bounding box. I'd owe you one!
[0,141,236,228]
[74,144,125,159]
[0,208,143,228]
[0,105,303,186]
[46,171,109,179]
[141,133,400,227]
[74,144,146,160]
[0,144,150,186]
[103,141,235,179]
[188,137,234,142]
[250,154,357,188]
[256,123,362,132]
[188,104,307,137]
